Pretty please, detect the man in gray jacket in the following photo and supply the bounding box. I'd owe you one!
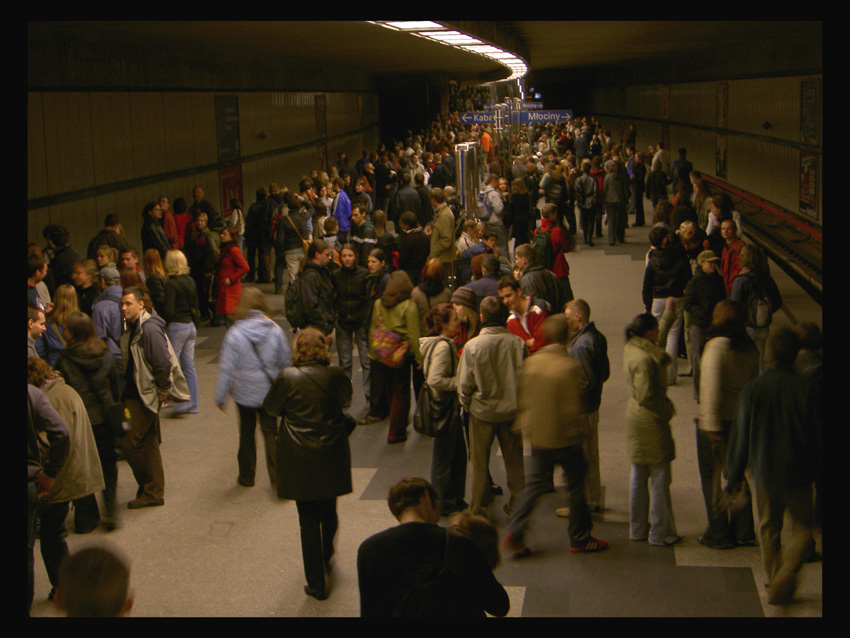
[457,296,526,517]
[120,285,189,509]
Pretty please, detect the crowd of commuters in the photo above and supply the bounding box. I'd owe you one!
[28,104,820,615]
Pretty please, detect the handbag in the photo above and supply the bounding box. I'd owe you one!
[413,338,459,437]
[372,311,409,368]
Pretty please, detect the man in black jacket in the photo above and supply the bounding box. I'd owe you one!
[299,240,337,338]
[357,477,509,617]
[514,243,562,313]
[683,250,727,400]
[563,299,610,514]
[393,173,421,228]
[243,188,268,283]
[349,203,377,268]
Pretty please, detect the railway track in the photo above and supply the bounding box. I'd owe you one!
[728,192,822,306]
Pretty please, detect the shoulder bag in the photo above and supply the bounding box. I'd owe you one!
[372,310,409,368]
[413,338,459,437]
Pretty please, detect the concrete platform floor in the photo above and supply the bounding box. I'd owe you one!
[31,214,822,618]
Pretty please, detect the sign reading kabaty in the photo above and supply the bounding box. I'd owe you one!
[460,112,493,124]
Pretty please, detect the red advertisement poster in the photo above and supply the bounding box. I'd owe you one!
[220,165,244,215]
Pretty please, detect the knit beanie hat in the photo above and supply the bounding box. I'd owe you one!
[451,286,477,311]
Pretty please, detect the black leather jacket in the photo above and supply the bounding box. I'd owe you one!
[263,363,353,501]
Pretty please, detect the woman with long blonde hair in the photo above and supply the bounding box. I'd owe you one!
[142,248,168,317]
[36,284,79,366]
[161,249,200,415]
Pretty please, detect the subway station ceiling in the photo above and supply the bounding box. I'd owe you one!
[29,20,822,89]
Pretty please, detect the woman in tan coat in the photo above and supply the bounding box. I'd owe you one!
[27,357,105,599]
[623,310,681,546]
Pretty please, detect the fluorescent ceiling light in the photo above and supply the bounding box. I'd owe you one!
[461,45,502,53]
[370,21,527,80]
[384,21,442,31]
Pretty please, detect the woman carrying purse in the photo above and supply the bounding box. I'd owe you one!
[419,303,468,516]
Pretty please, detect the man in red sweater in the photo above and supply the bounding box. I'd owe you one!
[720,218,743,295]
[498,276,548,354]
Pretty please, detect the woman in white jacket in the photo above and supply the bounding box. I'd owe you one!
[419,303,467,516]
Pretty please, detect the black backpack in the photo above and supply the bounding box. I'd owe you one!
[284,273,308,330]
[531,226,555,270]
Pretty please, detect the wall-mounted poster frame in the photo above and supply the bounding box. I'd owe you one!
[716,134,727,179]
[799,151,818,221]
[800,78,821,146]
[716,83,728,129]
[315,94,328,172]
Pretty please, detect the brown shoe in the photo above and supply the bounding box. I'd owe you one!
[128,497,164,509]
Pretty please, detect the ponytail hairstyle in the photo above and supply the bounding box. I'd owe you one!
[624,313,658,342]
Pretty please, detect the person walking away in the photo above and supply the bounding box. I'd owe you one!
[263,328,354,601]
[724,328,820,606]
[216,287,291,489]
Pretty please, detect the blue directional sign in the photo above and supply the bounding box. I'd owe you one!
[461,109,572,126]
[460,112,493,125]
[522,110,572,124]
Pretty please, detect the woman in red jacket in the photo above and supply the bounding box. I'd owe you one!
[213,226,250,327]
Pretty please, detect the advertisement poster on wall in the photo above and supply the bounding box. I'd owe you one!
[716,134,727,179]
[315,94,328,172]
[716,83,728,129]
[220,165,244,221]
[799,152,818,220]
[800,79,821,146]
[215,95,241,162]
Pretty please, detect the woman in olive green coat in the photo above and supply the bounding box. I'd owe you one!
[623,304,681,546]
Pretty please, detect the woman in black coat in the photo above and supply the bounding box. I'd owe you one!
[507,177,534,248]
[140,201,170,260]
[54,311,122,531]
[263,327,354,602]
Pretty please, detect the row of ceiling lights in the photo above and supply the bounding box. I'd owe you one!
[370,21,528,81]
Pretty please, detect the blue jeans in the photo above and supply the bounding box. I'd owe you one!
[651,297,685,385]
[167,322,199,413]
[630,462,679,545]
[335,322,370,402]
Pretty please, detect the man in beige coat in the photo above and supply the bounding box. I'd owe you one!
[501,315,609,557]
[428,188,457,289]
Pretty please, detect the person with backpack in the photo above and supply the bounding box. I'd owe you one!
[729,243,783,373]
[514,243,563,314]
[575,159,599,246]
[534,203,574,305]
